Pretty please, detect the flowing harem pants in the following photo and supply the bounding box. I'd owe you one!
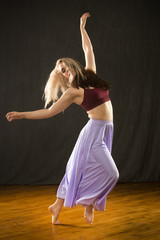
[57,119,119,211]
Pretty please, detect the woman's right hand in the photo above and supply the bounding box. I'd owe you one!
[6,111,24,122]
[80,12,91,29]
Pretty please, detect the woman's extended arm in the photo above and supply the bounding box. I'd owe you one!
[6,88,76,122]
[80,12,96,73]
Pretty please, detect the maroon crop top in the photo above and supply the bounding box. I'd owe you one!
[81,88,110,111]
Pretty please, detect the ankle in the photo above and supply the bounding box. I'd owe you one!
[55,198,64,209]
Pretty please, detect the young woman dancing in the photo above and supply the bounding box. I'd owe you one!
[6,12,119,225]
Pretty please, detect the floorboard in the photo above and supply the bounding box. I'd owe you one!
[0,183,160,240]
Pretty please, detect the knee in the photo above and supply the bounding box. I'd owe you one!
[111,168,119,182]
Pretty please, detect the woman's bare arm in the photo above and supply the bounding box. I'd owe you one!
[80,12,96,73]
[6,88,76,122]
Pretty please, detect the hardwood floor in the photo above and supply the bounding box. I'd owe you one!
[0,183,160,240]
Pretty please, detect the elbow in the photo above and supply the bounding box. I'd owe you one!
[48,109,56,118]
[83,45,93,53]
[48,105,62,118]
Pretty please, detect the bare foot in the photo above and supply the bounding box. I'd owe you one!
[84,205,94,225]
[48,203,62,225]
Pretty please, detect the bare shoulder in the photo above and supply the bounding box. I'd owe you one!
[65,87,84,105]
[85,67,96,74]
[65,87,84,97]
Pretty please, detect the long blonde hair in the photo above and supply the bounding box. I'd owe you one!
[42,57,111,108]
[42,58,84,108]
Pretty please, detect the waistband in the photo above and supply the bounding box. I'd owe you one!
[88,118,113,125]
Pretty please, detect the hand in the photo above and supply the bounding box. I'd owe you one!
[6,111,23,122]
[80,12,91,29]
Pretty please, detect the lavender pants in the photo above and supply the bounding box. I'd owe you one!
[57,119,119,211]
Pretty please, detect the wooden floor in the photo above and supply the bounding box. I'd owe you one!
[0,183,160,240]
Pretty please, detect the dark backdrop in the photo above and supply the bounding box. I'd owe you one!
[0,0,160,184]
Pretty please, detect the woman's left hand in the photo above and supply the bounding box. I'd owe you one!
[6,111,24,122]
[80,12,91,29]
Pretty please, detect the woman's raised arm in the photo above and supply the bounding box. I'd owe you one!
[80,12,96,73]
[6,88,76,122]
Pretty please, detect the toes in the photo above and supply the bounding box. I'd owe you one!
[88,217,92,224]
[85,217,92,224]
[52,217,61,225]
[54,220,62,225]
[84,205,94,225]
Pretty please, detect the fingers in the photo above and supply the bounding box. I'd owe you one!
[80,12,91,28]
[80,12,91,23]
[6,112,13,118]
[5,112,16,122]
[6,115,12,122]
[81,12,91,19]
[6,113,12,122]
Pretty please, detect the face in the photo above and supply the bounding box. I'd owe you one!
[57,61,76,83]
[57,62,70,79]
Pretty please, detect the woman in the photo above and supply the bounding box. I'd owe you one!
[6,13,119,225]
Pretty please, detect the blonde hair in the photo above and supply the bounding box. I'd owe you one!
[42,57,111,108]
[42,58,84,108]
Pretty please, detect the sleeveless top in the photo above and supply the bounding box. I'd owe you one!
[81,88,110,111]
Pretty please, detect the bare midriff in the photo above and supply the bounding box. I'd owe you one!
[73,87,113,121]
[86,100,113,121]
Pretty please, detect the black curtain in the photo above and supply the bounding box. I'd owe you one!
[0,0,160,184]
